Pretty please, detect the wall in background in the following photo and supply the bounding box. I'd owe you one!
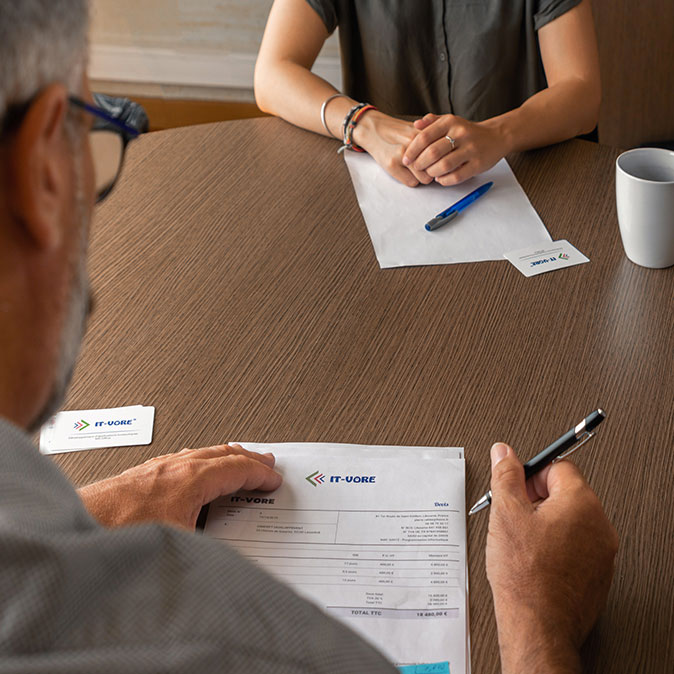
[592,0,674,148]
[91,1,674,145]
[89,0,340,101]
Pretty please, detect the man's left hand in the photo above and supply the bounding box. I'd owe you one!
[78,443,282,530]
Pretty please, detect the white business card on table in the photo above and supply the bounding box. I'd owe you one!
[504,240,589,277]
[39,405,155,455]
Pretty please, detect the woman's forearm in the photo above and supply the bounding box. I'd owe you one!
[482,77,600,155]
[490,0,601,153]
[254,0,429,186]
[254,59,357,138]
[254,0,358,139]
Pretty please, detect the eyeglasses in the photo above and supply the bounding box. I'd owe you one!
[0,94,140,204]
[68,96,140,204]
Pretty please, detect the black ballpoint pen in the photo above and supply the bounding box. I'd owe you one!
[468,409,606,516]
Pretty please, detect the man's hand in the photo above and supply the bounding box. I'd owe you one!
[486,443,618,674]
[402,113,509,186]
[78,444,282,530]
[352,110,434,187]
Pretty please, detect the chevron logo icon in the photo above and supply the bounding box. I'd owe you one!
[305,470,325,487]
[73,419,90,431]
[559,253,569,260]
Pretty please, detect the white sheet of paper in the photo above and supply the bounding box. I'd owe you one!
[344,153,551,268]
[39,405,155,454]
[503,239,590,277]
[233,442,463,461]
[203,443,469,673]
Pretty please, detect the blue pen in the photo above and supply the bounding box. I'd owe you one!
[424,181,493,231]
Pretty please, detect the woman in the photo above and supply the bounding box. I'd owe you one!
[254,0,601,187]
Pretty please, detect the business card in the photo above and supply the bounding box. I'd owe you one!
[504,240,589,277]
[39,405,155,454]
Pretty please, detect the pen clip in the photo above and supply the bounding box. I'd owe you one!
[554,431,595,463]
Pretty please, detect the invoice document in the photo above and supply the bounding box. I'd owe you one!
[344,152,551,268]
[202,443,469,673]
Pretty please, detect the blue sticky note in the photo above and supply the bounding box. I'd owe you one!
[397,662,450,674]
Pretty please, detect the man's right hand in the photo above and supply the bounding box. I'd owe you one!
[485,443,619,674]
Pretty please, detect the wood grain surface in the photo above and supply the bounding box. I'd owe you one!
[53,118,673,673]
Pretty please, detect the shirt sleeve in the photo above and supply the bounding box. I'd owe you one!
[534,0,582,31]
[304,0,338,33]
[1,521,398,673]
[0,426,398,674]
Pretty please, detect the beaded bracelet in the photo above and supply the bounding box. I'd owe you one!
[339,102,366,148]
[338,103,378,154]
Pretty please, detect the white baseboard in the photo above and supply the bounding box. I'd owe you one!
[89,45,342,97]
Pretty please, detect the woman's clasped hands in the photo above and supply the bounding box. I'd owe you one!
[352,109,510,188]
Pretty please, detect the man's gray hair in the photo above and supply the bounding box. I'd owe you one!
[0,0,88,123]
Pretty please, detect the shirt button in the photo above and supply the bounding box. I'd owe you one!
[439,51,446,62]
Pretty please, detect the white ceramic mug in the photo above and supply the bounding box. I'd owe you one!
[615,148,674,268]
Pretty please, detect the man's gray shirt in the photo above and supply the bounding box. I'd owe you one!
[0,418,395,673]
[306,0,582,120]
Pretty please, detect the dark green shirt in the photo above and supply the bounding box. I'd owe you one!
[306,0,581,120]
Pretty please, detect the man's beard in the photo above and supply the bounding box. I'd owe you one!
[28,164,92,433]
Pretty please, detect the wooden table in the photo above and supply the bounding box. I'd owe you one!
[54,118,673,673]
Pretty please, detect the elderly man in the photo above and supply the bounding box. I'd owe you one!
[0,2,618,672]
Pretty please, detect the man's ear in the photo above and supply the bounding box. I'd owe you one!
[7,84,71,251]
